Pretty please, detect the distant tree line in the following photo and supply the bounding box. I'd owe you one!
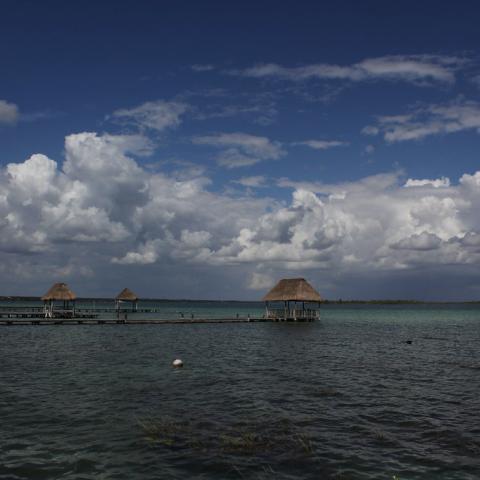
[0,296,479,304]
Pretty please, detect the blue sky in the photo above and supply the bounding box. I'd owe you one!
[1,0,480,299]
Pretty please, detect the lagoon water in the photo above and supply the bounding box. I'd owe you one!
[1,303,480,479]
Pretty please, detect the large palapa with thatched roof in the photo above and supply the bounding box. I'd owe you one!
[42,282,77,318]
[262,278,322,321]
[115,287,139,312]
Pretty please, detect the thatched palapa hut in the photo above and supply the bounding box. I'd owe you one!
[115,288,139,312]
[262,278,322,321]
[42,282,76,318]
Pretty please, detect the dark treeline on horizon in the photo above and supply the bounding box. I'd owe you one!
[1,296,479,305]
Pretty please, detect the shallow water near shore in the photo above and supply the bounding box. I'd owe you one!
[1,303,480,479]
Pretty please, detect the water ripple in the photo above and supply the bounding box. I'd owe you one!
[1,305,480,479]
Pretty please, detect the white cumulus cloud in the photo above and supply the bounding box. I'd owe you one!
[404,177,451,188]
[390,232,442,251]
[3,132,480,299]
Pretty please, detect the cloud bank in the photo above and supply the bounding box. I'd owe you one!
[2,132,480,298]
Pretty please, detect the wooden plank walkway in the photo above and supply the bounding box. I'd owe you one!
[0,317,270,326]
[0,307,170,314]
[0,312,98,319]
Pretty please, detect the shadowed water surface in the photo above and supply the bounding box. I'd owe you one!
[1,304,480,479]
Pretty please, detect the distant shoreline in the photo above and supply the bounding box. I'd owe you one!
[1,296,479,305]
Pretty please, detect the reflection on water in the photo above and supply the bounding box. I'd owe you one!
[0,304,480,479]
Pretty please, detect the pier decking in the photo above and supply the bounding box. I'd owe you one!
[0,306,317,325]
[0,316,271,326]
[0,306,167,315]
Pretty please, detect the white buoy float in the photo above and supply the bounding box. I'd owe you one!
[172,359,183,368]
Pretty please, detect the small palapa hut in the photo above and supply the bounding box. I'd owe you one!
[115,288,139,312]
[42,282,77,318]
[262,278,322,321]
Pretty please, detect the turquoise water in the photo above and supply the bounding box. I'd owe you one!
[1,303,479,479]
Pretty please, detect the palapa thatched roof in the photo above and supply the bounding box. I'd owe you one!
[262,278,322,302]
[115,288,138,301]
[41,283,76,301]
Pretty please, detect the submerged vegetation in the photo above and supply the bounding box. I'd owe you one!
[138,415,315,456]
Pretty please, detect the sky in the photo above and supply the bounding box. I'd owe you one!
[1,0,480,300]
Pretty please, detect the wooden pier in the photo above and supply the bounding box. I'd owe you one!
[0,304,315,325]
[0,311,98,320]
[0,306,167,314]
[0,317,272,326]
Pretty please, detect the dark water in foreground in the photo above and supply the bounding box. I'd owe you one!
[1,304,480,480]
